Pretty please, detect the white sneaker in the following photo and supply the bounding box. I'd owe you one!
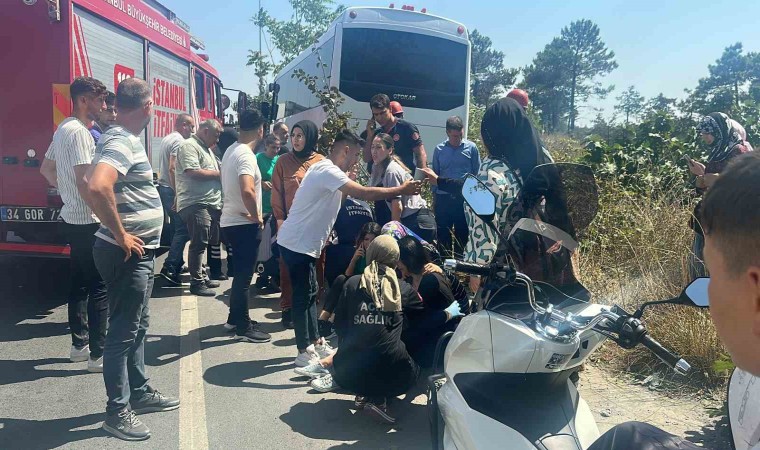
[88,356,103,373]
[294,362,330,379]
[294,345,320,367]
[70,345,90,362]
[315,342,336,359]
[310,374,339,393]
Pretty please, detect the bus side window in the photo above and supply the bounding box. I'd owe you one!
[194,70,205,110]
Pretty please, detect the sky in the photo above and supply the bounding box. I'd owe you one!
[167,0,760,125]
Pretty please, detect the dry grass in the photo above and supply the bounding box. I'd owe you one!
[577,180,729,387]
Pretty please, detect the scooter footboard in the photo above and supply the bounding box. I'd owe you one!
[438,371,600,450]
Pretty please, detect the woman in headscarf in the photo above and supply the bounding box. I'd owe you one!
[420,97,551,290]
[294,236,420,424]
[271,120,326,329]
[688,113,752,279]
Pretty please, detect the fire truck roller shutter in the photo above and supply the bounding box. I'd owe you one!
[147,44,191,171]
[73,6,146,148]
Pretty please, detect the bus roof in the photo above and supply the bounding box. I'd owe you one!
[276,6,469,80]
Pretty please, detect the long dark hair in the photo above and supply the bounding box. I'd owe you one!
[398,235,430,275]
[374,133,411,173]
[356,222,382,247]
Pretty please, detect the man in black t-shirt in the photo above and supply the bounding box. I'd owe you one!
[362,94,426,172]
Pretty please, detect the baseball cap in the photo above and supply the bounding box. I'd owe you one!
[390,101,404,116]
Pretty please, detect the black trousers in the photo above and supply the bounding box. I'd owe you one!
[61,221,108,358]
[222,224,261,332]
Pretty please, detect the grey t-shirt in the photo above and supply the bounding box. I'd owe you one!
[378,160,427,218]
[157,131,184,188]
[175,135,222,212]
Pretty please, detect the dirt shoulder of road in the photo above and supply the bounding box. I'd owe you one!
[579,363,731,449]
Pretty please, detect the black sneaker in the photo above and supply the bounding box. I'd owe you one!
[318,319,335,339]
[180,265,189,274]
[102,409,150,441]
[205,279,221,288]
[131,388,180,414]
[236,322,272,343]
[210,272,228,281]
[190,282,216,297]
[281,309,294,329]
[159,268,181,286]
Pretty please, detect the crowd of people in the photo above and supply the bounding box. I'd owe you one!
[38,73,759,448]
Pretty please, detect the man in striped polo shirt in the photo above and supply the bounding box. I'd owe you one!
[87,78,178,441]
[40,76,109,372]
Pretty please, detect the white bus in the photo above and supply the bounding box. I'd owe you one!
[273,6,471,153]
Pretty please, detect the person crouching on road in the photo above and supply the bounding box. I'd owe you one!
[296,236,420,425]
[276,129,422,368]
[87,78,179,441]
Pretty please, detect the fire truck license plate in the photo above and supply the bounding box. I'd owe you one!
[0,207,61,222]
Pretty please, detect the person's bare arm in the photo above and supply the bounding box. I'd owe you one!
[73,164,91,207]
[390,199,403,221]
[169,154,177,189]
[184,168,220,180]
[239,174,262,224]
[363,118,376,163]
[40,159,57,187]
[88,163,144,260]
[339,179,421,201]
[414,144,427,169]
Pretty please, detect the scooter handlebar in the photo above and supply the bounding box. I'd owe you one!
[641,334,691,376]
[443,259,492,276]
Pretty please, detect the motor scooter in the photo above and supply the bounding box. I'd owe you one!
[428,165,711,450]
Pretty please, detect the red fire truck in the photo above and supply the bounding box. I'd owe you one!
[1,0,230,258]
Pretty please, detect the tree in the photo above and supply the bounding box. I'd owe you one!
[646,93,677,116]
[560,19,618,130]
[248,0,345,97]
[469,30,519,106]
[615,85,645,125]
[521,37,573,133]
[691,43,757,114]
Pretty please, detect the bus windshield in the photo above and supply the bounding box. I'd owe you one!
[339,28,467,111]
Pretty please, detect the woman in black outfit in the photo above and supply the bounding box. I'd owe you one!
[396,236,463,368]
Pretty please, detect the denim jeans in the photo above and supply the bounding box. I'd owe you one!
[93,240,154,414]
[179,204,221,284]
[222,224,261,332]
[280,245,319,350]
[157,185,189,273]
[61,221,108,358]
[434,194,468,258]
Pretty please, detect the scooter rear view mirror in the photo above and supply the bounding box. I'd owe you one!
[462,174,496,222]
[682,277,710,308]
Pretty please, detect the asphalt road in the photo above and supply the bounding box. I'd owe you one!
[0,254,430,449]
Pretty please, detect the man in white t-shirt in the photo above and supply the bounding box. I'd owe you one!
[277,128,421,367]
[40,76,108,372]
[156,114,195,284]
[219,110,271,343]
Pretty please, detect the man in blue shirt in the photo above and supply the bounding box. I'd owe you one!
[432,116,480,257]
